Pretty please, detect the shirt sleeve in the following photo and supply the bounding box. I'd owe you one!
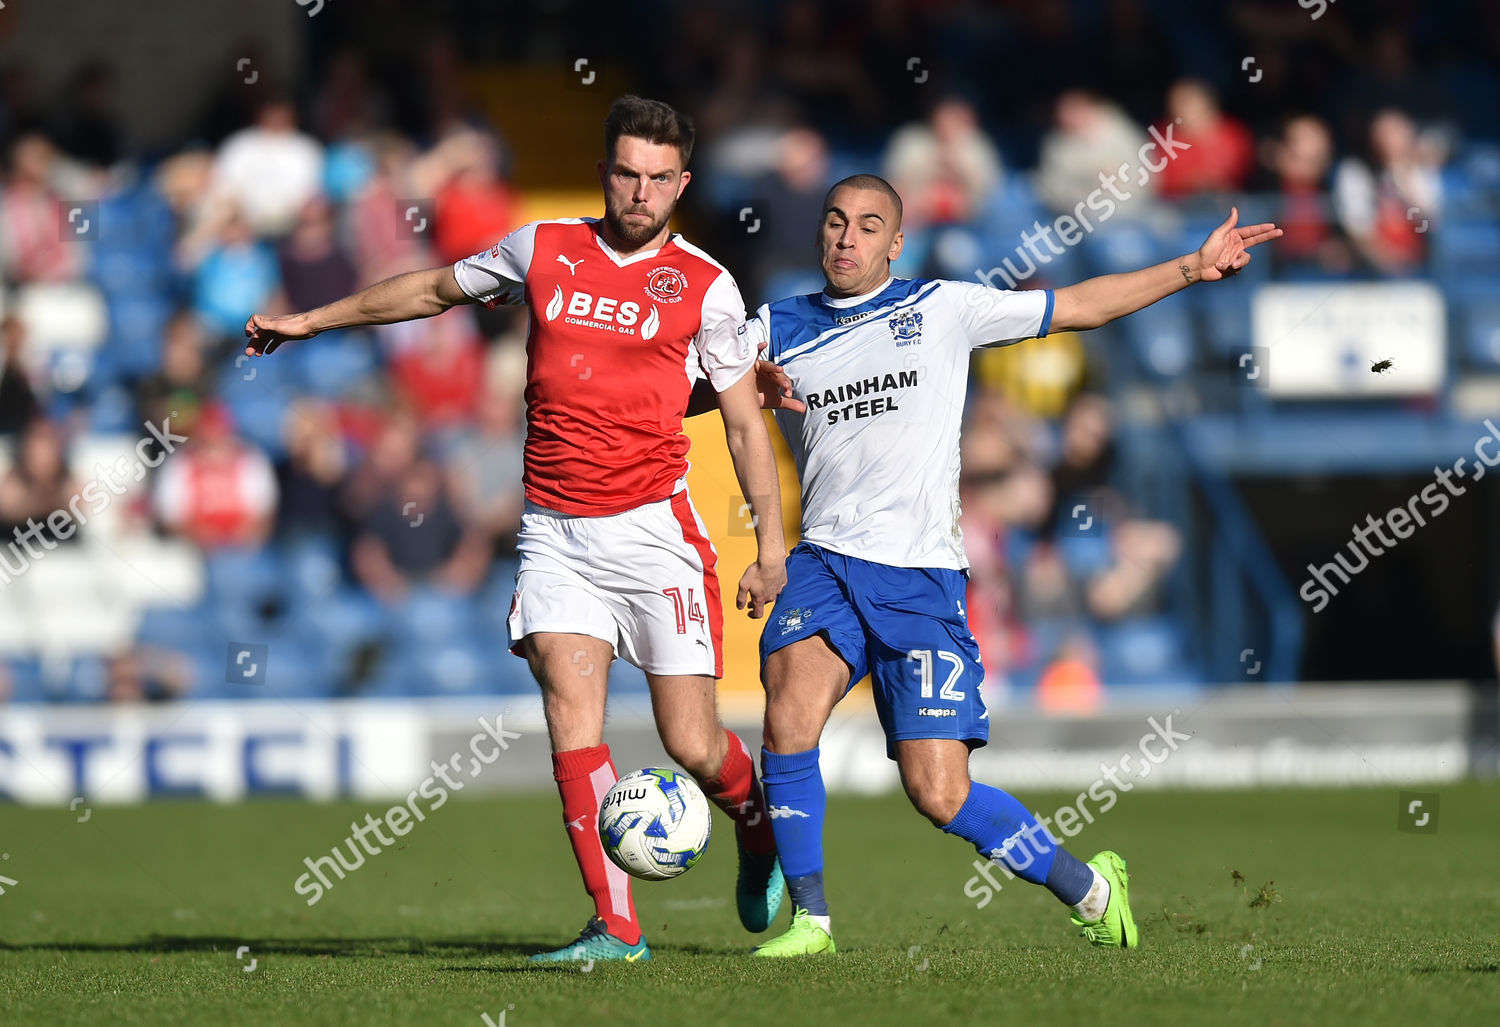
[451,222,538,306]
[948,281,1053,349]
[693,271,757,391]
[743,304,772,360]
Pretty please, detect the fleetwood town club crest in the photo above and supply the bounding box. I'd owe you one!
[646,266,688,303]
[889,308,923,346]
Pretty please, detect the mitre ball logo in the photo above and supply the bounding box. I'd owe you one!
[646,266,688,303]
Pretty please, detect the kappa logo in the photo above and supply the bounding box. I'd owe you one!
[557,254,584,275]
[769,805,811,819]
[889,308,923,346]
[645,266,688,303]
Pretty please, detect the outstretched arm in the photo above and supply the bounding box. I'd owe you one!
[1049,207,1281,332]
[715,370,788,618]
[243,266,473,356]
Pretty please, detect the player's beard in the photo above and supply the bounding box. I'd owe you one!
[606,201,673,249]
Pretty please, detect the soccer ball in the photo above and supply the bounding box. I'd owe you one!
[598,768,712,880]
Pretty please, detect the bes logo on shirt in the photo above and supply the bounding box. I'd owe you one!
[646,267,688,303]
[889,309,923,346]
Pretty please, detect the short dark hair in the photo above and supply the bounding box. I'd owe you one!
[604,95,695,166]
[823,173,904,226]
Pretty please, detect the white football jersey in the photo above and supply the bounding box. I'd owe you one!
[748,277,1052,569]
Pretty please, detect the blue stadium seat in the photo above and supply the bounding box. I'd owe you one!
[1121,303,1193,378]
[1082,222,1166,276]
[307,582,385,637]
[221,385,292,460]
[61,656,110,703]
[1097,617,1202,690]
[1433,221,1500,280]
[135,603,223,649]
[393,588,481,647]
[290,330,381,399]
[204,547,285,611]
[1462,296,1500,367]
[3,657,49,703]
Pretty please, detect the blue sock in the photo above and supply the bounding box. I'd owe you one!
[1043,847,1096,907]
[760,747,828,916]
[943,782,1093,905]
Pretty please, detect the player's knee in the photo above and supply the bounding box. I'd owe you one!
[661,732,718,780]
[761,698,823,754]
[902,775,968,827]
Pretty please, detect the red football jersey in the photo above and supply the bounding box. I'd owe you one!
[454,219,753,516]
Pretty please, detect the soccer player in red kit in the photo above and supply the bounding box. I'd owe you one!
[245,96,788,962]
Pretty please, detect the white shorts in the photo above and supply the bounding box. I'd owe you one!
[507,487,724,677]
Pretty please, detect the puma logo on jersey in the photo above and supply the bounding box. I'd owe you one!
[557,254,584,275]
[565,813,589,832]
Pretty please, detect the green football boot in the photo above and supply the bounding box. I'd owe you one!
[750,906,836,957]
[528,916,650,965]
[1071,850,1139,948]
[736,836,785,932]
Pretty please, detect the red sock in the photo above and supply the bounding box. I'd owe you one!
[552,744,640,944]
[702,730,777,855]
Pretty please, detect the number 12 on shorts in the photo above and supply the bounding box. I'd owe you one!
[663,587,706,635]
[907,649,966,701]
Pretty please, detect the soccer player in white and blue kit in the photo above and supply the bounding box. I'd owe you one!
[747,174,1280,956]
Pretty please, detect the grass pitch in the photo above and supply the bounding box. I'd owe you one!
[2,783,1497,1026]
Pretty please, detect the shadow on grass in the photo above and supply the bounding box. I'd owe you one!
[0,935,748,960]
[0,936,553,958]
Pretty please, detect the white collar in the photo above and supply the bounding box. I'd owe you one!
[822,277,894,308]
[590,219,675,267]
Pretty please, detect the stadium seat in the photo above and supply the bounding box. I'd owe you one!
[105,293,176,379]
[134,601,214,645]
[61,656,110,703]
[290,330,381,399]
[1082,222,1165,276]
[108,537,206,608]
[204,546,285,612]
[1121,303,1193,378]
[392,588,481,647]
[1462,295,1500,367]
[1096,616,1202,690]
[14,282,110,358]
[27,547,141,657]
[2,657,49,703]
[1433,220,1500,280]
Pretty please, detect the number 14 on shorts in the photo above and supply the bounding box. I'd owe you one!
[663,587,706,635]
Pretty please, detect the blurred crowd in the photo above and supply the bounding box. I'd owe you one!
[1,0,1496,703]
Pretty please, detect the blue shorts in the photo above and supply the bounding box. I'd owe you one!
[760,542,988,759]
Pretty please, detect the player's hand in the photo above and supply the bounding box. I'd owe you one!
[736,556,786,619]
[755,342,806,412]
[243,312,317,356]
[1192,206,1282,283]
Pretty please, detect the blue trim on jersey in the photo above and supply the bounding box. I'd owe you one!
[766,279,942,364]
[1038,288,1055,338]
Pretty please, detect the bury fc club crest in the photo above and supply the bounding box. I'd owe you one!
[889,308,923,346]
[777,606,813,636]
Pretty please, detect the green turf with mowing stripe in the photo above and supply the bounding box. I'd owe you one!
[2,783,1496,1025]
